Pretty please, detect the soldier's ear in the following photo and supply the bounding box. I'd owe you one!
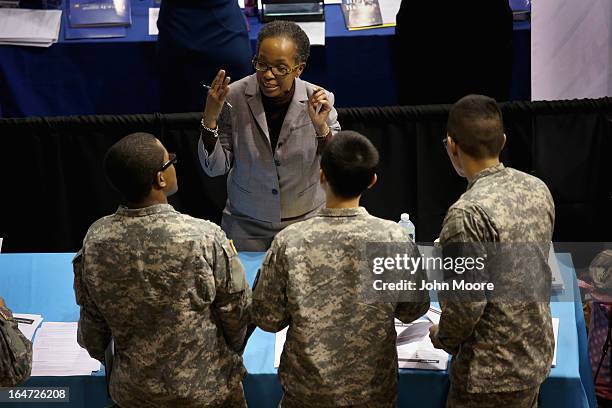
[319,169,327,184]
[154,171,167,189]
[367,173,378,189]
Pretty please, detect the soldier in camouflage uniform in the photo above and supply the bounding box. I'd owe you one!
[252,131,430,407]
[430,95,555,407]
[73,133,251,408]
[0,297,32,387]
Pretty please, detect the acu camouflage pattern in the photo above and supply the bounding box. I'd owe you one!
[0,304,32,386]
[252,207,430,406]
[73,204,250,408]
[438,164,555,397]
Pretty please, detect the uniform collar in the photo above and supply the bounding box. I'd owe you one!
[318,207,369,218]
[467,163,505,190]
[115,203,175,217]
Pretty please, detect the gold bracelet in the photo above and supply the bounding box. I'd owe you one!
[316,125,330,138]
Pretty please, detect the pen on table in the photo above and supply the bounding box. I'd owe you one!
[428,307,441,315]
[398,358,441,364]
[202,84,233,109]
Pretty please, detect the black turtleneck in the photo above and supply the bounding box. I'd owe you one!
[261,84,294,151]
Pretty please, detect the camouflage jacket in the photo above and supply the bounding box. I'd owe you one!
[252,207,430,405]
[0,304,32,387]
[437,163,555,393]
[73,204,250,408]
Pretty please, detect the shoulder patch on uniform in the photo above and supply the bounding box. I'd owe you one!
[229,240,238,256]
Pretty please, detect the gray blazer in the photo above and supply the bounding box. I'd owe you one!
[198,74,341,223]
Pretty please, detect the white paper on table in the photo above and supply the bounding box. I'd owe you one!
[0,9,61,46]
[274,327,288,368]
[13,314,44,341]
[0,41,55,47]
[32,322,100,376]
[396,320,432,345]
[378,0,401,26]
[551,317,559,367]
[295,22,325,46]
[396,319,448,370]
[424,306,441,325]
[149,8,159,36]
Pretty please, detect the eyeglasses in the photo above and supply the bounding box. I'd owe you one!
[159,153,177,172]
[252,58,301,77]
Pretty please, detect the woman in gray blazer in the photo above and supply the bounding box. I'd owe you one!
[198,21,341,251]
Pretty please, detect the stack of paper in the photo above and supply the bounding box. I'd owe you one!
[13,314,44,341]
[32,322,101,376]
[0,9,62,47]
[395,319,449,370]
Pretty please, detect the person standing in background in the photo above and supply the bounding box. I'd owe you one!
[157,0,252,113]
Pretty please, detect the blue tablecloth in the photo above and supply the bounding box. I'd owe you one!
[0,2,530,117]
[0,251,595,407]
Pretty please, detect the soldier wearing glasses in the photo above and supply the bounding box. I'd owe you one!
[199,20,341,252]
[74,133,251,408]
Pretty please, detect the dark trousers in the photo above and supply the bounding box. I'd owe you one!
[157,1,252,113]
[394,0,513,105]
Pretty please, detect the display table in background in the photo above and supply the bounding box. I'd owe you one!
[0,251,595,407]
[0,1,530,117]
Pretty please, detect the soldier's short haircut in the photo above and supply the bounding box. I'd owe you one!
[321,131,379,199]
[447,94,505,159]
[104,133,165,203]
[257,20,310,64]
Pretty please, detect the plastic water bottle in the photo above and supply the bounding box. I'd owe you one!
[398,213,415,241]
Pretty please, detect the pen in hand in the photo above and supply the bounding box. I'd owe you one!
[202,84,233,109]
